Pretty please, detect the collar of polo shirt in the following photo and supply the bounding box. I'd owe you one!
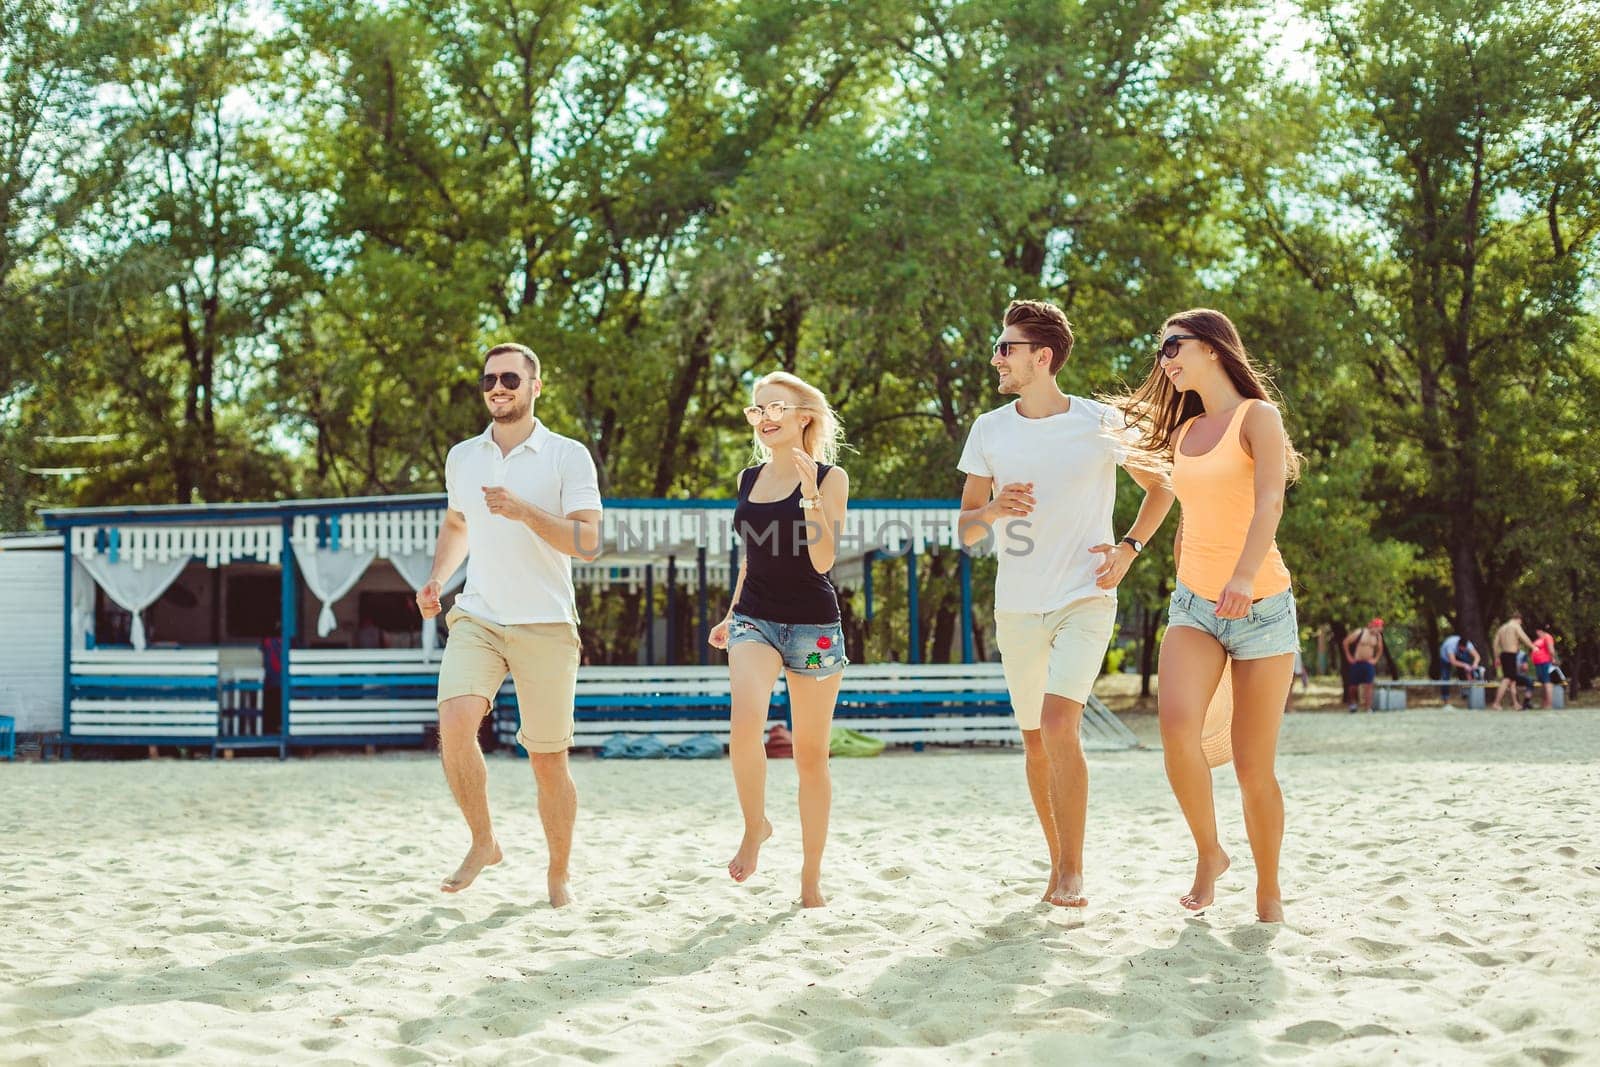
[477,419,551,454]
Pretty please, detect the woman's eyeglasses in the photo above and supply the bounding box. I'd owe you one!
[481,372,527,392]
[743,401,811,425]
[1158,334,1202,361]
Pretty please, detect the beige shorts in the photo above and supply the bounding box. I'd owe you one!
[437,607,581,753]
[994,597,1118,732]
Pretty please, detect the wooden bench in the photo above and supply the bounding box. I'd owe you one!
[1373,677,1565,711]
[832,663,1137,750]
[494,666,785,749]
[288,649,442,744]
[68,649,221,751]
[490,662,1138,754]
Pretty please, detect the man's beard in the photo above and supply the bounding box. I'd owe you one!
[489,396,532,423]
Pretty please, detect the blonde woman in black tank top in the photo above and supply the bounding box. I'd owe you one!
[708,372,851,908]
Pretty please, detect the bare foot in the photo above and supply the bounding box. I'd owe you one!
[1048,872,1087,908]
[1042,870,1060,903]
[1256,893,1284,923]
[728,819,772,883]
[441,839,502,893]
[1180,849,1230,911]
[800,881,827,908]
[548,874,572,909]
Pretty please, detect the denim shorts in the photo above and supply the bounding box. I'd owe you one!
[727,612,849,677]
[1167,580,1299,660]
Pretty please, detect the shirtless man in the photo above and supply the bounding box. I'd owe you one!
[1492,611,1535,711]
[1341,618,1385,713]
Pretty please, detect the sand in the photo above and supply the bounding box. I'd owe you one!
[2,707,1598,1065]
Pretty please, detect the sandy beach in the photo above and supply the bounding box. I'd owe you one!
[3,706,1598,1065]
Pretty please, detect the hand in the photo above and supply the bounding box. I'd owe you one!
[416,579,443,620]
[482,485,530,523]
[793,448,820,499]
[1089,542,1136,589]
[1214,575,1253,620]
[990,482,1035,518]
[708,618,731,650]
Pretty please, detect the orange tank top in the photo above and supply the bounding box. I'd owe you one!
[1172,398,1292,602]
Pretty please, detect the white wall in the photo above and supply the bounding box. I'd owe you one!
[0,541,64,732]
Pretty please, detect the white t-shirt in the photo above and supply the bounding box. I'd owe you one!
[446,420,602,626]
[957,397,1136,614]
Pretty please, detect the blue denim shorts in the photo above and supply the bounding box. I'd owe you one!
[727,612,849,677]
[1167,580,1299,660]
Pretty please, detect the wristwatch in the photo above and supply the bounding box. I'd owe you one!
[800,494,823,510]
[1120,536,1144,554]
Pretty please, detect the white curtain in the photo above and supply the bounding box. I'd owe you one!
[71,559,96,650]
[293,545,377,638]
[77,554,190,651]
[388,551,465,660]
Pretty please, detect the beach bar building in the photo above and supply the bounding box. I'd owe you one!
[30,494,1134,757]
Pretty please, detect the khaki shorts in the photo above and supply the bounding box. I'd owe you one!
[994,596,1118,732]
[437,607,581,753]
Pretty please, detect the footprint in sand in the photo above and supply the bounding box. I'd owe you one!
[1282,1019,1346,1045]
[1347,935,1407,961]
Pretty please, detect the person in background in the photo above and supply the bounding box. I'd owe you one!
[1438,632,1481,706]
[1342,619,1386,713]
[1530,627,1559,709]
[1492,612,1535,711]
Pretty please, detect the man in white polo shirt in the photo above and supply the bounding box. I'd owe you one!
[417,342,602,906]
[957,299,1174,909]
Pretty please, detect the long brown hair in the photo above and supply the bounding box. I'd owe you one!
[1118,308,1302,481]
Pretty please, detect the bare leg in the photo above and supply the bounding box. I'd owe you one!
[1158,627,1230,911]
[1020,729,1059,900]
[528,750,577,907]
[788,669,843,908]
[1229,655,1294,923]
[1039,695,1088,907]
[1359,681,1374,712]
[439,695,502,892]
[727,642,783,882]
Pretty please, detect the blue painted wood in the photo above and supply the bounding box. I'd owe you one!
[959,551,975,664]
[72,675,221,690]
[61,528,73,758]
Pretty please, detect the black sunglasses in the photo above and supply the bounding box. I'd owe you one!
[1158,333,1202,360]
[480,371,527,392]
[993,340,1044,358]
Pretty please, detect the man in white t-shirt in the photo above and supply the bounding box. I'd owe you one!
[417,342,603,905]
[958,299,1174,908]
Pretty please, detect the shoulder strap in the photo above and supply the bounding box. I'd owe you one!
[1173,417,1197,451]
[815,462,832,488]
[738,466,761,499]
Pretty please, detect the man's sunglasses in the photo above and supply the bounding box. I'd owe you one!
[992,340,1044,358]
[481,372,528,392]
[1158,333,1202,360]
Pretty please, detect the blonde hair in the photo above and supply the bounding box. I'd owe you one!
[749,370,845,466]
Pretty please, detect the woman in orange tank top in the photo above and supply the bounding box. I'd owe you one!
[1119,308,1303,924]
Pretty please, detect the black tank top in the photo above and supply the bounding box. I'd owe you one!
[732,464,841,624]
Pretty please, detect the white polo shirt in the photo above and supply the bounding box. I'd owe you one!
[958,397,1137,615]
[446,420,602,626]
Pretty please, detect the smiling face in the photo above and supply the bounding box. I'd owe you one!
[991,326,1050,395]
[1157,328,1213,394]
[482,349,539,424]
[749,383,811,455]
